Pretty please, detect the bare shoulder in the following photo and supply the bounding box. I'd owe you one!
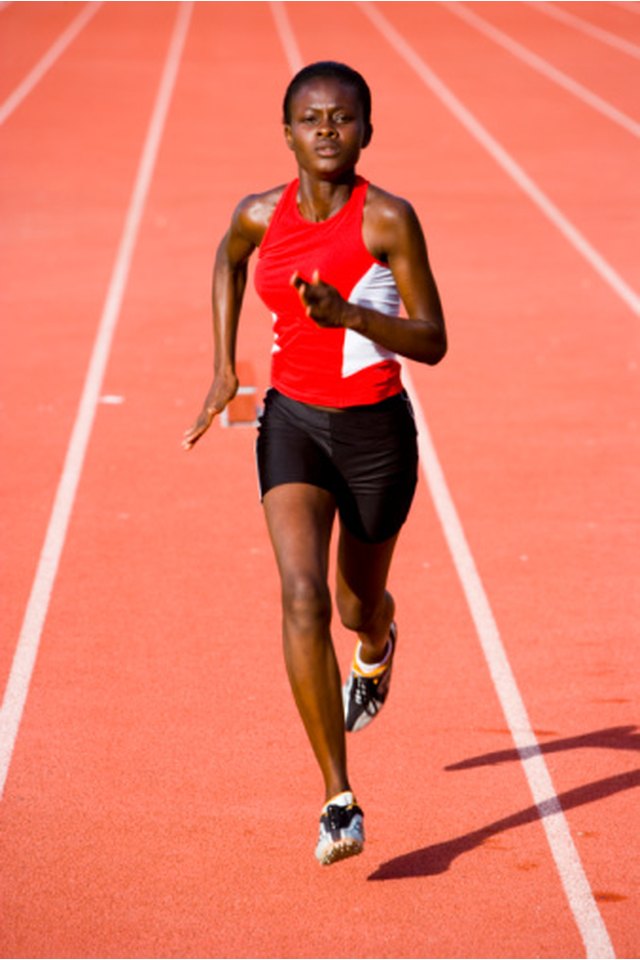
[363,183,424,261]
[365,183,419,224]
[232,184,287,246]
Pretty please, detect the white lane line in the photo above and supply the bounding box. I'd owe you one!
[0,2,103,127]
[444,1,640,137]
[358,1,640,317]
[401,364,615,960]
[0,1,194,799]
[270,0,304,72]
[531,1,640,60]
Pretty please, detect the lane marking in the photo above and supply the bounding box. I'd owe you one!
[0,2,194,799]
[0,2,103,127]
[401,365,615,960]
[270,0,304,72]
[531,1,640,60]
[444,1,640,137]
[270,2,616,955]
[359,1,639,317]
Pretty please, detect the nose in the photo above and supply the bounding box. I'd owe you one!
[316,116,337,138]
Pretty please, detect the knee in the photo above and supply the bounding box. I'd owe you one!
[281,574,332,633]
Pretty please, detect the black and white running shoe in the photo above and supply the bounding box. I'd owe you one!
[343,622,397,733]
[315,793,364,866]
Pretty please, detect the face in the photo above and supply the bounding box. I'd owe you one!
[284,77,371,179]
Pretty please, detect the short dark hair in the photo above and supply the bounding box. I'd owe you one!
[282,61,372,131]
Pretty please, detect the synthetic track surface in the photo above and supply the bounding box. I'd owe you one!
[1,3,638,957]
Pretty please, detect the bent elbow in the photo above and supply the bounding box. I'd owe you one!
[424,330,447,366]
[434,337,448,365]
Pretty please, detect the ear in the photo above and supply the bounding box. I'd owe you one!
[284,124,295,151]
[362,123,373,149]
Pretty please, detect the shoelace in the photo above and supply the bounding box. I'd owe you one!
[323,804,354,830]
[352,673,379,705]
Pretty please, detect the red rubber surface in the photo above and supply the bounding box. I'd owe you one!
[1,3,638,956]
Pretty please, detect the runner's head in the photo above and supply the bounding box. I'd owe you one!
[282,61,373,146]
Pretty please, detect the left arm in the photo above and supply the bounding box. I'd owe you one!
[291,191,447,365]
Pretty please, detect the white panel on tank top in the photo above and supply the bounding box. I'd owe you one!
[271,312,281,353]
[342,262,400,378]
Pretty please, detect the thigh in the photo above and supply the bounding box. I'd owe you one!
[262,482,336,587]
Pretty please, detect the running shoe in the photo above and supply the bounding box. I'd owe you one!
[315,793,365,866]
[343,622,397,733]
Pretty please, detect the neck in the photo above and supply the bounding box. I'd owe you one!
[296,170,357,222]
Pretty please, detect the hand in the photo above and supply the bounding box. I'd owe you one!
[290,270,350,328]
[182,371,239,450]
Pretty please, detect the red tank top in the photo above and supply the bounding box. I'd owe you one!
[254,176,403,407]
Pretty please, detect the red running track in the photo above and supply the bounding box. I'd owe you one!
[1,3,638,957]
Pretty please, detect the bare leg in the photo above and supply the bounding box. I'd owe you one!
[335,524,399,663]
[262,483,349,802]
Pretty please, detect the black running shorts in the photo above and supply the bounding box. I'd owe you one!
[256,388,419,544]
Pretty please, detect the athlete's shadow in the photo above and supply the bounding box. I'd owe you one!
[368,725,640,881]
[445,724,640,771]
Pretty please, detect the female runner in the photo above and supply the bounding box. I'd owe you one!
[183,62,447,866]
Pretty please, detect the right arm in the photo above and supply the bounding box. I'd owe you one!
[182,189,281,450]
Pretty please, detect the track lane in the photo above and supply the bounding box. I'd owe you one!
[0,1,180,688]
[275,3,612,955]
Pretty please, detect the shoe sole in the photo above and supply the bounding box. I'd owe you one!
[318,837,364,866]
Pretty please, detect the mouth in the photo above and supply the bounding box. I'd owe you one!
[315,142,341,157]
